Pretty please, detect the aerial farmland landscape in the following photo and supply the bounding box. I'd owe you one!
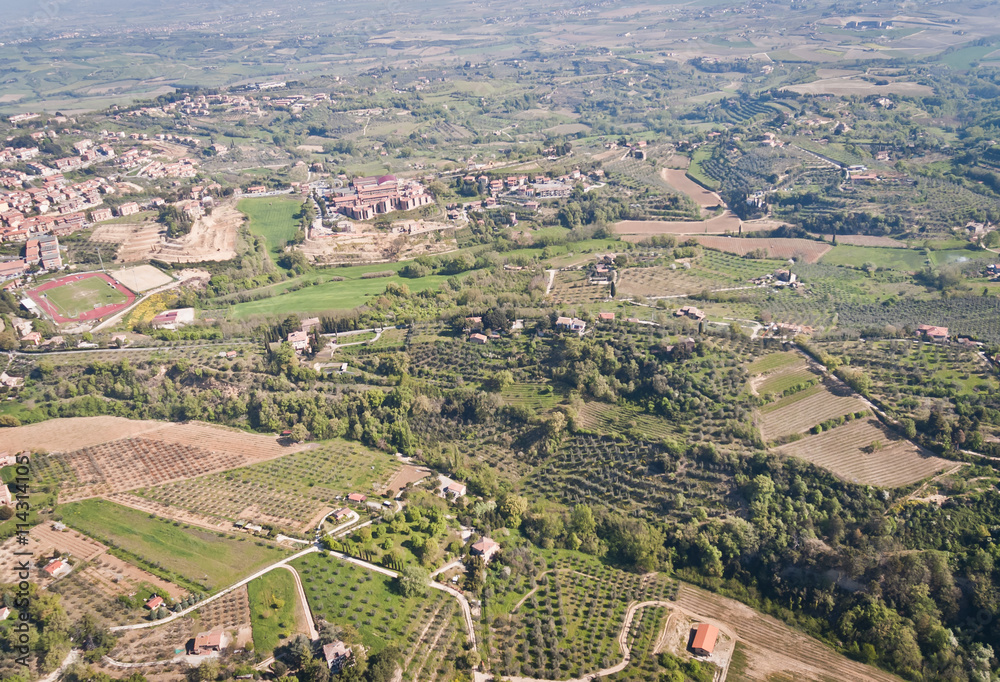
[1,0,1000,680]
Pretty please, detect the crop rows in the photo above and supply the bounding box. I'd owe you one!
[759,382,867,440]
[777,418,953,487]
[491,555,675,680]
[136,441,397,531]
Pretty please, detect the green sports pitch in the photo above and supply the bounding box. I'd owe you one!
[41,276,129,319]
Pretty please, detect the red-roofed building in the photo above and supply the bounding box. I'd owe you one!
[193,630,227,655]
[691,623,719,656]
[471,537,500,563]
[347,492,367,503]
[145,596,164,610]
[916,325,949,342]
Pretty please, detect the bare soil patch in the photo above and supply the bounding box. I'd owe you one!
[3,416,172,452]
[90,221,164,263]
[154,203,242,263]
[110,264,174,292]
[778,418,953,487]
[17,418,307,502]
[661,168,723,209]
[302,220,456,264]
[784,76,933,96]
[616,213,742,236]
[383,464,432,495]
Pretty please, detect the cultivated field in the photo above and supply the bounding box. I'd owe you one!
[133,439,399,532]
[105,585,252,666]
[60,498,288,591]
[549,269,608,305]
[30,421,308,503]
[693,236,832,263]
[777,418,953,487]
[616,252,781,299]
[109,264,174,292]
[758,382,868,440]
[2,416,180,452]
[826,235,908,248]
[674,583,900,682]
[784,75,933,96]
[293,552,467,681]
[661,168,723,208]
[89,220,163,263]
[615,213,741,236]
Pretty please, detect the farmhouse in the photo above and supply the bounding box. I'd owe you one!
[193,630,228,655]
[471,537,501,563]
[151,308,195,330]
[440,476,467,499]
[348,492,367,503]
[598,312,615,321]
[691,623,719,656]
[469,333,488,344]
[555,316,587,334]
[288,330,311,353]
[331,507,352,521]
[323,640,353,671]
[145,596,164,610]
[916,325,949,342]
[42,558,72,579]
[675,306,706,321]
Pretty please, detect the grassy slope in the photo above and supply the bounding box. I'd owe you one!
[239,195,303,268]
[247,568,307,654]
[820,244,928,271]
[60,498,288,590]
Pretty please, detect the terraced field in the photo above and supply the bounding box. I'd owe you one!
[758,382,868,440]
[777,418,954,487]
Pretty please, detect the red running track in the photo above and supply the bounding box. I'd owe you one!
[27,272,136,324]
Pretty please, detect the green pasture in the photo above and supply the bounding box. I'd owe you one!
[238,195,304,268]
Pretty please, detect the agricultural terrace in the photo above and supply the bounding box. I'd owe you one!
[134,439,399,533]
[247,568,310,655]
[693,237,832,263]
[27,272,134,323]
[548,269,609,307]
[239,194,303,268]
[777,418,954,487]
[60,499,289,592]
[748,352,819,400]
[487,547,676,679]
[815,338,1000,442]
[529,434,734,529]
[30,422,306,503]
[758,381,869,441]
[291,552,468,682]
[616,250,786,299]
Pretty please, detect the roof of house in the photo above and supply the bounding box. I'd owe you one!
[469,333,488,342]
[194,630,224,649]
[691,623,719,653]
[599,312,615,320]
[43,559,64,575]
[917,324,949,337]
[323,640,352,663]
[145,596,164,609]
[348,492,366,502]
[472,537,499,554]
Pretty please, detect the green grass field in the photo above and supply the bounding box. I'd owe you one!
[747,351,801,375]
[820,245,928,271]
[247,568,306,654]
[40,277,128,319]
[59,499,288,591]
[238,195,304,268]
[228,273,454,319]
